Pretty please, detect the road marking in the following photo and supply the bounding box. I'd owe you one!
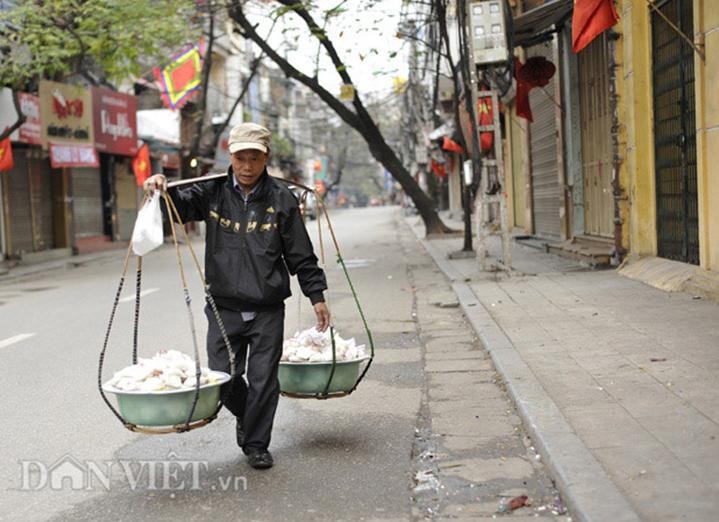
[342,258,376,268]
[0,333,36,349]
[119,288,159,303]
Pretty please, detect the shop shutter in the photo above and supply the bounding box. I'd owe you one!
[579,34,614,238]
[115,159,139,241]
[529,43,561,239]
[4,148,34,255]
[72,167,104,238]
[26,148,54,250]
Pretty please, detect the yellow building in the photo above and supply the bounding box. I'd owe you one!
[504,0,719,295]
[615,0,719,294]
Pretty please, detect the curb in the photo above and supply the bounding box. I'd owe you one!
[0,248,125,284]
[410,227,641,522]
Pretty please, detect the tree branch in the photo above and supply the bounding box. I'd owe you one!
[0,91,27,141]
[272,0,386,153]
[228,2,362,129]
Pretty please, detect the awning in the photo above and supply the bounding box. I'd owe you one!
[137,109,181,147]
[514,0,573,48]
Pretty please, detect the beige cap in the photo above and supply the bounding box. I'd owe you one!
[228,122,271,154]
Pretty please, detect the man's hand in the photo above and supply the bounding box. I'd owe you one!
[143,174,168,195]
[313,302,331,332]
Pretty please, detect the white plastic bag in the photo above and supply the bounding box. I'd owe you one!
[131,191,163,256]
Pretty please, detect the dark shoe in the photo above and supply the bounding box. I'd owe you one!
[246,450,273,470]
[236,419,245,447]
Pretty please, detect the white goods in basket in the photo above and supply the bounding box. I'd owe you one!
[107,350,220,392]
[281,327,367,363]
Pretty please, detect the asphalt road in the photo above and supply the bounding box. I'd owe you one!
[0,207,422,522]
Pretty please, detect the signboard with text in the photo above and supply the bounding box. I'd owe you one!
[39,80,94,147]
[49,142,99,168]
[92,87,138,156]
[40,80,98,167]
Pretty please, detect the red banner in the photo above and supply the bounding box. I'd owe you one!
[92,87,138,156]
[153,41,205,110]
[49,142,99,168]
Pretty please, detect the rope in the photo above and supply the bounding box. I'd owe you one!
[163,193,206,431]
[164,195,236,377]
[274,180,375,399]
[164,194,234,427]
[318,193,374,394]
[321,325,338,396]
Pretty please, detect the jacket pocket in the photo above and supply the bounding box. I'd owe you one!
[206,227,242,296]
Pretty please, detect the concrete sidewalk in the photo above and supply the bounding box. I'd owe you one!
[408,214,719,522]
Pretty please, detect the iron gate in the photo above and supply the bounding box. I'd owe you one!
[651,0,699,265]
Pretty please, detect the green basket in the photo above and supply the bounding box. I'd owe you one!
[278,356,370,395]
[102,371,231,427]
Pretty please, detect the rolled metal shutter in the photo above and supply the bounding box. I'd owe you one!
[115,159,139,241]
[5,148,34,255]
[529,43,561,239]
[26,148,54,251]
[72,167,104,238]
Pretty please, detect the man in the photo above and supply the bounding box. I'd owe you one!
[143,122,330,470]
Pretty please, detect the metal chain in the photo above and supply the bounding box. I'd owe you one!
[132,255,142,364]
[98,245,135,426]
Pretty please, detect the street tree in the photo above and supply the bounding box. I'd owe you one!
[0,0,199,140]
[227,0,452,234]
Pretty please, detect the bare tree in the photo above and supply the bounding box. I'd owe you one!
[227,0,452,234]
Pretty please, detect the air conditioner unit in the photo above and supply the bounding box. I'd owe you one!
[468,0,510,65]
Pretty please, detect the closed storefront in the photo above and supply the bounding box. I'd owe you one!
[3,149,33,255]
[1,89,52,258]
[93,87,139,244]
[115,160,139,241]
[652,0,699,265]
[528,40,562,239]
[1,147,55,256]
[27,148,54,250]
[578,33,614,238]
[72,167,104,239]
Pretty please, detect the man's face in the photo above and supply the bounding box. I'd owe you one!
[230,149,268,189]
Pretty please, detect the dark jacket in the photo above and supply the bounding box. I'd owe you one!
[164,168,327,311]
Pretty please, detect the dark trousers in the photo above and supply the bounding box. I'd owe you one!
[205,304,285,453]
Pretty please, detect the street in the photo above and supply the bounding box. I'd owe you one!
[0,207,568,522]
[3,1,719,520]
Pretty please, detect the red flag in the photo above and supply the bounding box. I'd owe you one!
[572,0,619,53]
[0,136,13,172]
[430,159,447,178]
[132,143,151,187]
[441,136,464,154]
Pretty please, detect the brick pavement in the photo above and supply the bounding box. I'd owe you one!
[414,215,719,521]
